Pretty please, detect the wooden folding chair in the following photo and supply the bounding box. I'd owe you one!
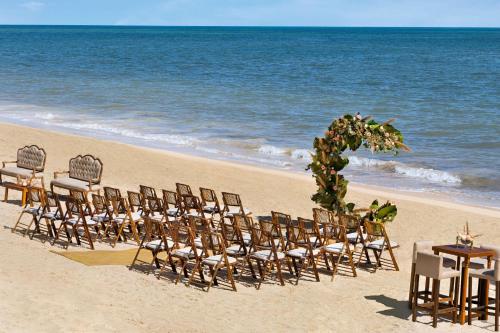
[12,186,44,236]
[166,223,205,285]
[199,187,222,220]
[176,182,193,197]
[192,231,238,292]
[130,215,177,273]
[57,196,97,249]
[221,192,252,219]
[162,189,181,219]
[232,214,254,247]
[90,194,113,235]
[247,219,288,289]
[320,221,357,281]
[285,224,322,284]
[39,190,63,241]
[106,197,141,247]
[181,194,206,219]
[358,221,399,271]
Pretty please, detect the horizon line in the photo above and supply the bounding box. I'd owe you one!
[1,24,499,29]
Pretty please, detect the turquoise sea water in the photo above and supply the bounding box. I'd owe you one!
[0,26,499,207]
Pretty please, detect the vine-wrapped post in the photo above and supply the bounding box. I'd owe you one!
[307,113,409,222]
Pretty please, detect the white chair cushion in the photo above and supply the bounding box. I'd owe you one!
[50,177,100,191]
[287,247,320,258]
[202,254,237,266]
[173,247,195,259]
[250,250,285,261]
[1,166,42,178]
[166,208,179,216]
[91,212,108,222]
[324,243,345,253]
[22,206,41,215]
[42,211,59,220]
[224,207,252,217]
[145,239,174,250]
[66,217,97,226]
[226,244,245,255]
[242,232,252,245]
[194,237,203,249]
[114,212,142,222]
[367,239,399,250]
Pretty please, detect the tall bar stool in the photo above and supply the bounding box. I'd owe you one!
[409,240,457,308]
[412,252,460,328]
[467,245,500,331]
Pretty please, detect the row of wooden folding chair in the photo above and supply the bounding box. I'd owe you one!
[312,207,399,272]
[130,214,238,291]
[13,186,147,249]
[138,183,252,222]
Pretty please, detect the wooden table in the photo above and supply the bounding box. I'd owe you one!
[432,244,494,325]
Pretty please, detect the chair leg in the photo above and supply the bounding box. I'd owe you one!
[3,187,8,202]
[275,260,285,286]
[468,276,473,325]
[387,246,399,271]
[409,263,416,308]
[12,212,26,233]
[496,281,499,332]
[412,274,420,322]
[433,279,440,328]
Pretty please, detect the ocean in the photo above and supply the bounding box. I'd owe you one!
[0,26,499,207]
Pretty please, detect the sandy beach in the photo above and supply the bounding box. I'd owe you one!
[0,122,499,333]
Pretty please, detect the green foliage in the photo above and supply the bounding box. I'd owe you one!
[308,113,408,223]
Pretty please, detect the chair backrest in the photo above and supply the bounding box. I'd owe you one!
[481,244,500,281]
[140,185,157,200]
[127,191,145,213]
[259,219,285,250]
[313,208,335,225]
[233,214,254,234]
[65,196,85,219]
[364,220,386,239]
[415,252,443,280]
[91,194,109,214]
[182,195,203,216]
[199,187,220,208]
[16,145,46,172]
[104,186,122,202]
[70,190,92,215]
[162,189,179,209]
[272,211,292,230]
[25,187,44,207]
[176,183,192,197]
[68,154,103,184]
[201,231,229,260]
[222,192,245,215]
[412,240,434,264]
[286,224,311,250]
[188,215,213,234]
[338,214,361,233]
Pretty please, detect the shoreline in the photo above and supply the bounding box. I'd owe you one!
[1,120,499,218]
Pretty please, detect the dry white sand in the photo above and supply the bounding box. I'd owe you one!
[0,122,499,333]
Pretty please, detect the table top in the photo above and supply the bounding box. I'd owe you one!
[432,244,495,258]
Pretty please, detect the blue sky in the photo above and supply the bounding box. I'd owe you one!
[1,0,499,27]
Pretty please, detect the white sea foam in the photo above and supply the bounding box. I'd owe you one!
[348,156,461,184]
[34,112,56,120]
[290,149,312,161]
[258,145,287,155]
[55,122,197,146]
[394,165,462,184]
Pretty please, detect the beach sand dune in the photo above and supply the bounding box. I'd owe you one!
[0,123,498,333]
